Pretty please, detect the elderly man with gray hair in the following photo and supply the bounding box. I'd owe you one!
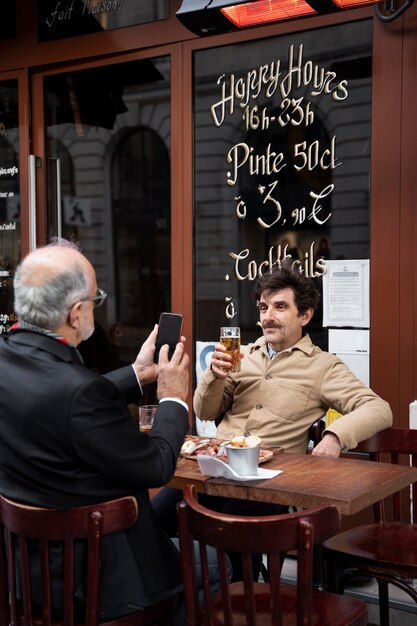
[0,238,194,621]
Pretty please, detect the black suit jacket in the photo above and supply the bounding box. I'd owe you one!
[0,329,189,611]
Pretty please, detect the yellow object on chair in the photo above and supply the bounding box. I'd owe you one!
[326,408,342,428]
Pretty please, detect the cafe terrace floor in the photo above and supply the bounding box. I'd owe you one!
[281,555,417,626]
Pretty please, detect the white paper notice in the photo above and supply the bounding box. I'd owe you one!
[328,329,369,386]
[322,260,369,328]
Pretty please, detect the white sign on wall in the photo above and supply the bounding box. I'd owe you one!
[323,259,370,328]
[195,341,217,437]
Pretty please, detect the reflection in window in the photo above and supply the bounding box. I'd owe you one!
[46,139,75,237]
[44,57,171,380]
[111,127,171,329]
[38,0,169,41]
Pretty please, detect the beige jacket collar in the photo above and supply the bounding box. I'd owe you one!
[249,333,315,358]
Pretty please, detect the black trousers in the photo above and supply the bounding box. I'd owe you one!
[151,487,289,582]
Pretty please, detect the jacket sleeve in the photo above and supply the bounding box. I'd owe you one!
[70,375,188,488]
[319,357,393,451]
[193,366,236,421]
[104,365,142,405]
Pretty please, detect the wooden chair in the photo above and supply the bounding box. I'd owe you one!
[0,495,175,626]
[176,484,368,626]
[307,418,326,450]
[323,427,417,626]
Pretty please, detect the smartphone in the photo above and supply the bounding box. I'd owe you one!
[155,313,184,361]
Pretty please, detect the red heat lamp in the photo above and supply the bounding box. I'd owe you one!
[222,1,384,27]
[176,0,414,35]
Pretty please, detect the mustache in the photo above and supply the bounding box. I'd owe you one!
[261,322,283,330]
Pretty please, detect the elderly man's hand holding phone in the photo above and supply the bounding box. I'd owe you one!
[155,313,188,403]
[132,313,188,402]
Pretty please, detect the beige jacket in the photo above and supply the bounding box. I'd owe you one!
[193,335,392,453]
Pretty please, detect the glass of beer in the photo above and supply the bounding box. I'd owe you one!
[220,327,241,373]
[139,405,157,433]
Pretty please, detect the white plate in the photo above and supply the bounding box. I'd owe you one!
[197,455,282,482]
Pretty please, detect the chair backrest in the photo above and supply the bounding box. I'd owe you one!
[0,495,138,626]
[177,484,341,626]
[307,418,326,450]
[354,427,417,523]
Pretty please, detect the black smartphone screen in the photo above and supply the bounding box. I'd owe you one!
[155,313,184,360]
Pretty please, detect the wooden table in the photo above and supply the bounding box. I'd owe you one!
[169,450,417,516]
[169,448,417,590]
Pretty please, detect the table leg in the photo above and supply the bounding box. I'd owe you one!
[313,545,326,591]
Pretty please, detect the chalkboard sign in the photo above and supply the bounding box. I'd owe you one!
[193,20,373,349]
[38,0,169,42]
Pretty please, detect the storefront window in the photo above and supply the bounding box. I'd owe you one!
[0,79,20,335]
[44,56,171,389]
[193,20,372,354]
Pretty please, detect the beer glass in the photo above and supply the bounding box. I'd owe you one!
[220,326,241,373]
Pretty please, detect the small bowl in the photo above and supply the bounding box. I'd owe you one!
[226,444,260,476]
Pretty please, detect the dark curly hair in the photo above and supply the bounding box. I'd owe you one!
[253,259,320,315]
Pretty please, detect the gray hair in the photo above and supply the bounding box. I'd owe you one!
[13,239,92,330]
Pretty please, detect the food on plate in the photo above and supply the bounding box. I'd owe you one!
[230,434,262,448]
[180,438,211,456]
[229,435,245,447]
[180,436,273,464]
[180,440,197,456]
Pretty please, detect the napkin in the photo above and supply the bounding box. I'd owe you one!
[197,455,282,482]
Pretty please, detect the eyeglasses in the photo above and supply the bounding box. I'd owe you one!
[82,287,107,308]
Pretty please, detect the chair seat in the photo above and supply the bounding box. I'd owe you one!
[323,522,417,578]
[178,485,369,626]
[322,428,417,626]
[205,582,367,626]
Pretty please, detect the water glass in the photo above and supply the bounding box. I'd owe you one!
[139,404,157,433]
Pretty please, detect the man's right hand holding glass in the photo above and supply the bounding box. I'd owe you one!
[210,343,243,378]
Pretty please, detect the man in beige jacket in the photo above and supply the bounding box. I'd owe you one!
[194,262,392,458]
[154,262,392,580]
